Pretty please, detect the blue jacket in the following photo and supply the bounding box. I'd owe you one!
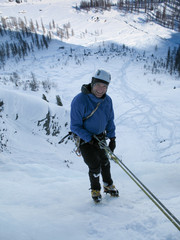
[70,84,115,142]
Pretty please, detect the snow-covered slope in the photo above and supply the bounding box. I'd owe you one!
[0,0,180,239]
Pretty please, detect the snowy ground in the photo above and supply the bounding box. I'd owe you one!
[0,0,180,239]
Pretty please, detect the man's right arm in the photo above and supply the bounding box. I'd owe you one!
[70,95,92,142]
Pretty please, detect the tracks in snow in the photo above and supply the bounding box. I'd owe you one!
[114,61,180,163]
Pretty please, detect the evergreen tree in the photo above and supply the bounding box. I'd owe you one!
[5,42,10,58]
[29,72,39,91]
[42,35,48,49]
[175,45,180,75]
[166,47,171,69]
[56,95,63,106]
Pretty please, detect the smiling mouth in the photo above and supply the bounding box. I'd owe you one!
[96,91,103,95]
[96,92,103,96]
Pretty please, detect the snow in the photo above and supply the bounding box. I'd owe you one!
[0,0,180,239]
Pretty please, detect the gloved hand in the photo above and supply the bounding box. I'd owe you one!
[109,138,116,152]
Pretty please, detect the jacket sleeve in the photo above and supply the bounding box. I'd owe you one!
[70,94,92,142]
[106,98,116,139]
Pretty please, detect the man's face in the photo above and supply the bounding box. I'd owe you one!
[91,82,108,98]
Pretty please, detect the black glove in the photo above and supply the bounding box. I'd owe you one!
[109,138,116,152]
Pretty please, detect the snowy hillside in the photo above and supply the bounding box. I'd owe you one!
[0,0,180,239]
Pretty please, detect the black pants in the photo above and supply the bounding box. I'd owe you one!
[80,142,113,190]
